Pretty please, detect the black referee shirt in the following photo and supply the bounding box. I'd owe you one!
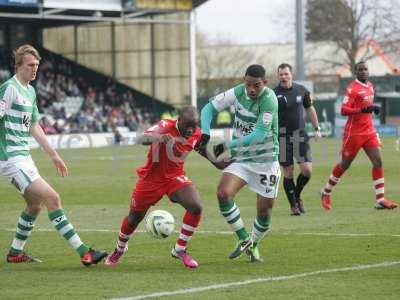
[273,82,310,135]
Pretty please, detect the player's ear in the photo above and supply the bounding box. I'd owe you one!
[263,78,268,85]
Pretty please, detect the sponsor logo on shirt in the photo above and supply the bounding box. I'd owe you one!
[234,118,255,136]
[363,95,374,101]
[22,115,31,128]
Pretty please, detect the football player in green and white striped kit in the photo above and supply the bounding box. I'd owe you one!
[0,44,107,265]
[197,64,280,262]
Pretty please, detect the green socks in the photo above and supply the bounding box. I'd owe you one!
[9,211,36,255]
[219,200,249,241]
[48,209,89,257]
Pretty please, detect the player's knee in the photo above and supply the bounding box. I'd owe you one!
[217,188,231,202]
[283,167,294,178]
[340,160,351,170]
[127,214,138,226]
[372,158,382,168]
[128,212,144,226]
[45,192,62,211]
[302,170,312,178]
[189,201,203,215]
[26,203,41,215]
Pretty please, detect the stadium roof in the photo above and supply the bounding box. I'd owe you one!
[0,0,209,27]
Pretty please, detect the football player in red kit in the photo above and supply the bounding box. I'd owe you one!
[321,61,397,210]
[105,106,227,268]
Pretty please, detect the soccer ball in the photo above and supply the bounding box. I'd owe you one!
[145,209,175,239]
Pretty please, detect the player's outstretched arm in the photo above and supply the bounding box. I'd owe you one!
[30,123,68,177]
[194,138,234,170]
[135,133,173,145]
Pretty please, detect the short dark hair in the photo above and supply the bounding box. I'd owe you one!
[277,63,292,72]
[179,106,198,119]
[245,64,266,78]
[355,61,366,71]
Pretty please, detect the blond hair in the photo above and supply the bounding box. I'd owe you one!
[14,44,41,70]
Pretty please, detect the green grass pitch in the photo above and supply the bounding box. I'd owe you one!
[1,137,399,299]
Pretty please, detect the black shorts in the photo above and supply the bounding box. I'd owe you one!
[279,133,312,167]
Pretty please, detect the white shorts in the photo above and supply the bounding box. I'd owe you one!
[223,161,281,198]
[0,156,41,194]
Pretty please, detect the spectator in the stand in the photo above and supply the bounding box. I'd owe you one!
[125,115,138,131]
[0,68,11,83]
[39,117,58,135]
[2,48,160,134]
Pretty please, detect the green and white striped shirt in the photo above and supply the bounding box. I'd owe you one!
[0,76,39,161]
[209,84,279,163]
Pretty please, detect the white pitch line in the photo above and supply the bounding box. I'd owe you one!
[2,228,400,237]
[112,261,400,300]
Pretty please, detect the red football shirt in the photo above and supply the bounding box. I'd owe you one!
[342,79,376,137]
[136,119,201,181]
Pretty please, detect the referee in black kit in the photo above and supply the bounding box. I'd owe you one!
[274,63,322,216]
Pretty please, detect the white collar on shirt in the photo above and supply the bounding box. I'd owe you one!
[13,75,29,91]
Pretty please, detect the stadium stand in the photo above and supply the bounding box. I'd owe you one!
[0,47,175,134]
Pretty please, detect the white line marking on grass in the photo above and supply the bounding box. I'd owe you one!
[112,261,400,300]
[298,232,400,237]
[2,228,400,237]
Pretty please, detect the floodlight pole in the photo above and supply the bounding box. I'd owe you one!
[189,10,197,108]
[296,0,305,80]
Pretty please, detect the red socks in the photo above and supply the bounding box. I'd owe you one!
[174,211,201,252]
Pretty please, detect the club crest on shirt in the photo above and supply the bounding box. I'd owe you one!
[363,95,374,102]
[277,94,287,103]
[296,96,302,103]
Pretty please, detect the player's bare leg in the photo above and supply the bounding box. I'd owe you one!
[169,184,202,268]
[8,178,107,265]
[364,147,397,209]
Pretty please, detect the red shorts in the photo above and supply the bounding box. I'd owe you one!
[130,175,192,211]
[341,133,381,160]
